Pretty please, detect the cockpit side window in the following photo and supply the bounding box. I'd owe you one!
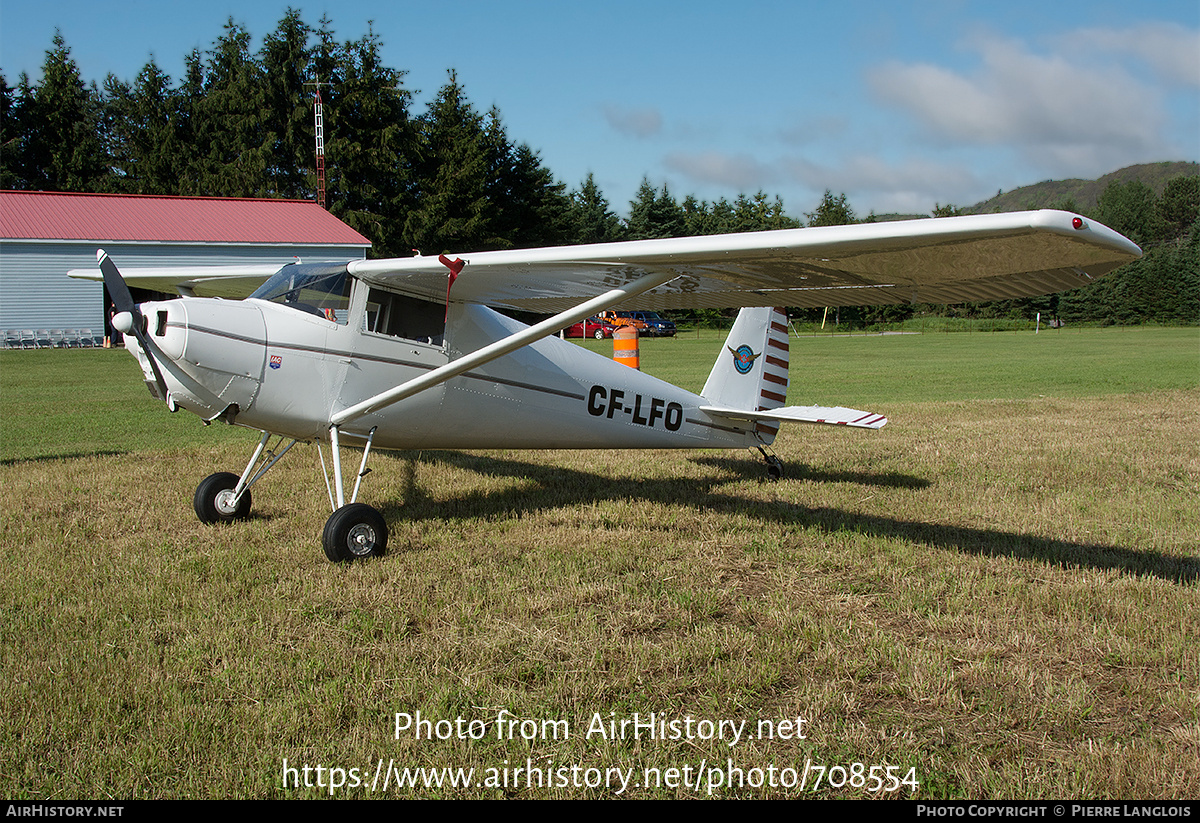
[364,288,445,345]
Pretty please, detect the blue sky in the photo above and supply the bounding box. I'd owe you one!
[2,0,1197,218]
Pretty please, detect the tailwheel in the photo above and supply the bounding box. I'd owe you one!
[323,503,388,563]
[766,456,784,481]
[194,472,252,523]
[756,446,784,482]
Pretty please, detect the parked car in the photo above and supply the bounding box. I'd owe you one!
[600,310,677,337]
[564,317,617,339]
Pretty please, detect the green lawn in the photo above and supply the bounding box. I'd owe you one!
[4,326,1192,463]
[0,327,1196,798]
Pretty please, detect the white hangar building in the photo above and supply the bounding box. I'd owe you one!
[1,191,372,344]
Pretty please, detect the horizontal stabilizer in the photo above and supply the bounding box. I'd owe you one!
[700,404,887,429]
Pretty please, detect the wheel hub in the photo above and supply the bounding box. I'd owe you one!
[214,489,241,516]
[347,523,377,556]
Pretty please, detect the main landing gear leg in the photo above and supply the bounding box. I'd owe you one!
[318,425,387,563]
[756,445,784,482]
[194,432,297,523]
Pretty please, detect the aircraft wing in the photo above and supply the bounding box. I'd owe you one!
[349,210,1141,313]
[67,263,304,298]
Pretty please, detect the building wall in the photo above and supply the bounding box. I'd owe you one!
[0,241,366,331]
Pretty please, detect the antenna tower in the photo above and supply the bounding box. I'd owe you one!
[307,80,327,209]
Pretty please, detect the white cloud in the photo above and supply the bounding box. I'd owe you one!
[777,114,851,147]
[782,155,985,216]
[656,148,989,216]
[601,104,663,138]
[1058,22,1200,89]
[865,31,1179,177]
[662,152,772,191]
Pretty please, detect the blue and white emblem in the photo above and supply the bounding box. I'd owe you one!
[727,344,761,375]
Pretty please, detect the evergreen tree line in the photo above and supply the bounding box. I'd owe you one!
[2,12,1195,325]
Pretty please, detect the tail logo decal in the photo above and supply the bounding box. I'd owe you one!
[728,345,761,375]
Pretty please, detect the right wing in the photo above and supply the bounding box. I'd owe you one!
[347,210,1141,313]
[69,210,1140,310]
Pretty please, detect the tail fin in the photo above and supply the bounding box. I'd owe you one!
[701,307,887,439]
[702,307,790,444]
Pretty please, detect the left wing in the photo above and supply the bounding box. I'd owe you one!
[348,210,1140,312]
[68,262,303,298]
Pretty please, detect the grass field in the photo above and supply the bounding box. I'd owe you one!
[1,327,1197,798]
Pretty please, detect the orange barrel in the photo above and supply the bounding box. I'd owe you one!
[612,325,640,369]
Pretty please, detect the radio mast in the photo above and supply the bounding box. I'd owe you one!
[307,80,327,209]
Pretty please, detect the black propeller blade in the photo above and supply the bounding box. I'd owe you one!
[98,250,170,402]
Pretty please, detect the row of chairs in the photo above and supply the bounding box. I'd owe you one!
[3,329,107,349]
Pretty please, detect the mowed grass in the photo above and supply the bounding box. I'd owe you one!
[0,327,1197,799]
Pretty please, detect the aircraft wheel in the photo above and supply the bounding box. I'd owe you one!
[323,503,388,563]
[194,472,252,523]
[766,457,784,482]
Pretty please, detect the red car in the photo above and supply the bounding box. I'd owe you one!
[564,317,617,339]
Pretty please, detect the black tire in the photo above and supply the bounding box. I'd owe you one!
[593,329,605,339]
[766,458,784,482]
[323,503,388,562]
[194,472,252,523]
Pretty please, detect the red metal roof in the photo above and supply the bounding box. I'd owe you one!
[0,190,372,246]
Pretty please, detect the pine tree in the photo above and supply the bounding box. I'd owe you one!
[805,189,856,227]
[568,173,622,244]
[485,108,571,249]
[12,32,110,192]
[626,179,684,239]
[0,73,19,189]
[104,59,185,194]
[259,9,316,199]
[403,71,494,254]
[1157,175,1199,241]
[1094,180,1161,247]
[322,23,416,256]
[193,19,270,197]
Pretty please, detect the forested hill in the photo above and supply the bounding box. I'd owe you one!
[965,162,1199,215]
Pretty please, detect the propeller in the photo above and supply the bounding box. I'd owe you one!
[98,249,170,402]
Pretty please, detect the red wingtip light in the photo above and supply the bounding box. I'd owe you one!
[1072,216,1085,230]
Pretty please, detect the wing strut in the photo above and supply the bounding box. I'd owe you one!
[329,267,678,426]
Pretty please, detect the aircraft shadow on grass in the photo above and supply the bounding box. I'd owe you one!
[1,449,128,467]
[380,450,1197,584]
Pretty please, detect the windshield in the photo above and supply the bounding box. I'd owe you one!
[250,263,351,324]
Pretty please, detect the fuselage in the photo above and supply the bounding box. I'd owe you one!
[126,278,761,453]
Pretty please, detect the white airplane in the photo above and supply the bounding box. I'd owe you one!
[75,210,1140,562]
